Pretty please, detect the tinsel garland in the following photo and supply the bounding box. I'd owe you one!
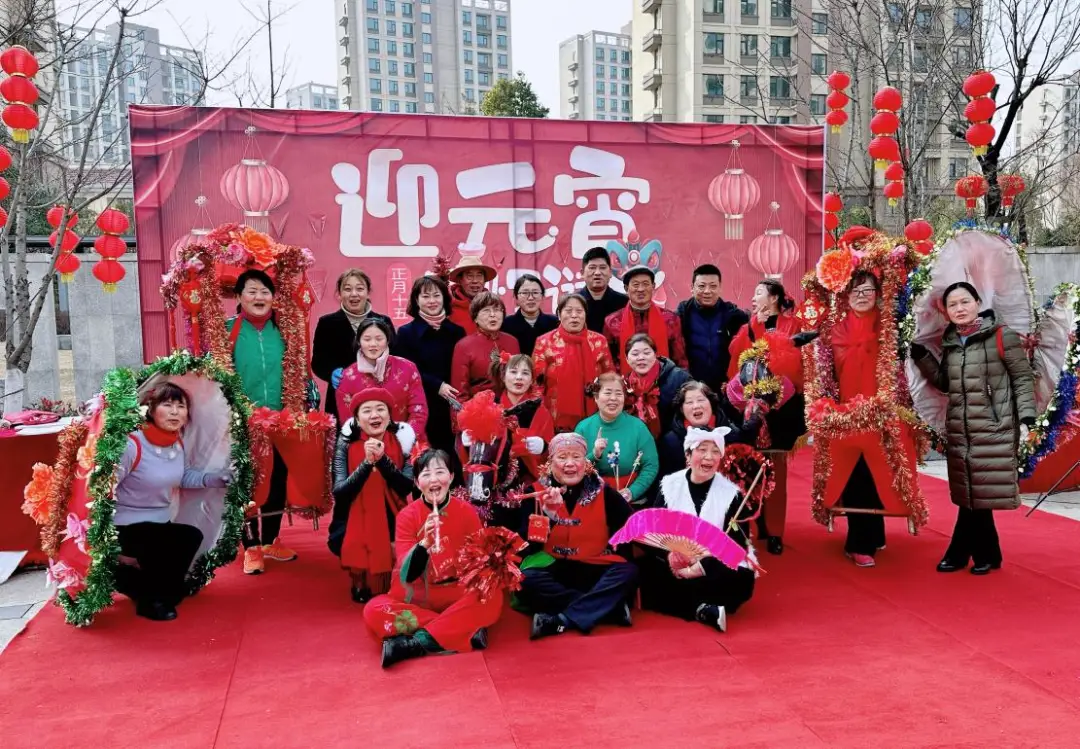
[54,351,254,626]
[272,245,316,412]
[718,444,776,512]
[38,422,88,557]
[248,406,335,517]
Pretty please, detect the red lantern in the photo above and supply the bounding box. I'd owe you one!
[748,228,800,278]
[707,142,761,240]
[95,207,130,235]
[0,75,38,106]
[904,219,933,242]
[998,173,1026,209]
[883,162,905,182]
[55,252,80,283]
[93,233,127,260]
[219,157,290,230]
[824,233,836,250]
[0,145,11,172]
[965,121,995,156]
[824,212,841,232]
[914,240,934,256]
[2,102,38,143]
[870,111,900,136]
[0,206,7,228]
[1,46,40,78]
[49,228,80,252]
[825,109,848,133]
[883,181,905,207]
[826,90,849,110]
[964,97,996,124]
[868,136,900,169]
[872,86,902,113]
[826,71,850,90]
[962,70,996,99]
[823,192,844,213]
[0,176,8,201]
[46,205,78,229]
[92,259,126,293]
[955,175,988,214]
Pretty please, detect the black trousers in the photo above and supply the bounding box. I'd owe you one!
[639,555,755,619]
[944,506,1002,566]
[244,448,288,548]
[841,456,886,556]
[517,559,639,633]
[117,521,204,606]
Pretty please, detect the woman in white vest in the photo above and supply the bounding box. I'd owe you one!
[639,427,757,633]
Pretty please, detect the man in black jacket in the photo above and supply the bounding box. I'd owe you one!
[580,246,628,334]
[676,264,748,393]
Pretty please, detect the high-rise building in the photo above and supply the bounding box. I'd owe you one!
[336,0,513,115]
[59,22,203,166]
[558,28,633,121]
[632,0,831,125]
[286,82,341,110]
[1015,72,1080,227]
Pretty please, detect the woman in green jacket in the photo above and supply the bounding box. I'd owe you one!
[911,282,1036,576]
[574,371,659,507]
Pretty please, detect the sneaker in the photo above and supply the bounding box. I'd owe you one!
[846,552,876,568]
[244,547,265,575]
[262,539,298,562]
[530,613,567,640]
[695,604,727,633]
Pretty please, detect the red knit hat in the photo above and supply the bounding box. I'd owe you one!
[352,387,395,415]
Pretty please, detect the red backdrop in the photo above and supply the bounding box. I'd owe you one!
[130,107,825,362]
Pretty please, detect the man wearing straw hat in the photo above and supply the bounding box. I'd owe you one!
[447,251,497,334]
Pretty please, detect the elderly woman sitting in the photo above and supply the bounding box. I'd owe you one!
[514,433,638,640]
[640,428,758,633]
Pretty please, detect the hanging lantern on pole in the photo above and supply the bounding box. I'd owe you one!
[868,136,900,170]
[46,205,78,229]
[904,219,934,256]
[962,70,996,157]
[0,45,40,143]
[998,173,1026,211]
[955,175,988,215]
[825,71,850,134]
[92,207,130,293]
[92,260,126,293]
[868,85,902,171]
[883,162,905,207]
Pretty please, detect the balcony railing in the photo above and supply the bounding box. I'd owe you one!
[740,93,758,106]
[703,53,725,65]
[643,69,662,91]
[642,0,661,13]
[703,12,724,23]
[644,107,664,122]
[771,14,794,27]
[703,94,726,105]
[769,96,794,107]
[643,29,662,53]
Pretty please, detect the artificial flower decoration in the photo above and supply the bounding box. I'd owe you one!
[21,462,54,523]
[815,246,856,293]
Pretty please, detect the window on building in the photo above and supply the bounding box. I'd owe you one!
[366,0,378,11]
[811,52,827,74]
[622,83,631,96]
[422,32,432,43]
[386,20,396,35]
[497,34,507,49]
[465,69,474,83]
[367,18,379,33]
[464,30,473,44]
[465,88,475,101]
[609,98,618,110]
[810,93,826,115]
[622,100,630,112]
[465,50,474,63]
[610,48,618,62]
[497,15,507,30]
[915,6,932,30]
[740,115,757,123]
[622,50,630,64]
[607,81,616,94]
[887,3,903,24]
[406,101,417,113]
[740,75,756,97]
[913,44,929,72]
[371,98,383,111]
[770,36,791,58]
[498,72,508,80]
[498,53,508,68]
[478,33,490,48]
[402,1,412,16]
[596,115,605,121]
[597,98,605,111]
[595,47,605,61]
[421,12,431,23]
[706,0,724,13]
[367,38,380,53]
[477,14,490,29]
[948,157,967,179]
[423,52,432,63]
[704,73,724,98]
[596,63,604,77]
[770,0,791,19]
[370,78,382,93]
[403,42,414,57]
[389,100,400,112]
[595,80,605,95]
[954,6,972,29]
[405,82,416,95]
[953,45,971,65]
[741,0,758,16]
[610,65,618,78]
[369,58,381,73]
[705,32,724,56]
[385,0,395,12]
[387,40,398,55]
[388,80,399,95]
[479,71,491,85]
[424,71,433,82]
[403,22,414,37]
[479,52,492,66]
[811,12,828,34]
[404,62,415,76]
[621,67,631,80]
[740,34,757,56]
[704,114,725,123]
[769,76,791,99]
[462,10,471,25]
[424,92,435,103]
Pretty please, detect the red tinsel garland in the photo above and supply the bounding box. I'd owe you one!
[38,421,89,557]
[455,526,528,602]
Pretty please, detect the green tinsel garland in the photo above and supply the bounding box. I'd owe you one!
[56,350,254,626]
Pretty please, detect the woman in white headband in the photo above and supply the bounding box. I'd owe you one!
[639,427,758,633]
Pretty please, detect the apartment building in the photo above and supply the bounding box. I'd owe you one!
[286,82,341,110]
[631,0,831,125]
[558,28,633,121]
[1014,71,1080,226]
[336,0,513,115]
[60,22,202,166]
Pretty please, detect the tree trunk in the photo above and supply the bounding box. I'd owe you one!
[11,182,31,374]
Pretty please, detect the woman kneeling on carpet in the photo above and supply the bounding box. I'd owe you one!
[364,449,504,668]
[640,428,757,633]
[330,387,417,603]
[514,433,638,640]
[113,383,231,621]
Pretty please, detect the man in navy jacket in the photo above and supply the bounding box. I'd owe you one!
[675,264,748,393]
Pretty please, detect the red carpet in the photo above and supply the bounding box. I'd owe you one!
[3,454,1080,748]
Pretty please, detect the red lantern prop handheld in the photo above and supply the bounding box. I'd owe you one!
[0,45,40,143]
[998,173,1026,210]
[955,175,988,215]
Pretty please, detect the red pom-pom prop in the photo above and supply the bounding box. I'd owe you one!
[456,526,528,602]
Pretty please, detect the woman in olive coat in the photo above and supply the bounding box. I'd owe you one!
[911,282,1036,575]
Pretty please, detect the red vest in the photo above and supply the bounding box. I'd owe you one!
[531,480,623,565]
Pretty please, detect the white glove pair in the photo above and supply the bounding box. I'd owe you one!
[462,432,543,455]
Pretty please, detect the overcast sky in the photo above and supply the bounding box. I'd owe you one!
[130,0,630,110]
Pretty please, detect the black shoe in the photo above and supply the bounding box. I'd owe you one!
[351,586,372,604]
[937,559,967,573]
[113,565,141,599]
[135,600,177,622]
[530,613,567,640]
[469,628,489,651]
[381,635,429,668]
[970,562,1000,576]
[694,603,727,633]
[766,536,784,555]
[606,603,632,628]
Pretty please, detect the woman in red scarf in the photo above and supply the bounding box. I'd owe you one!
[329,388,417,603]
[623,333,692,438]
[498,353,555,484]
[533,293,616,432]
[450,291,520,400]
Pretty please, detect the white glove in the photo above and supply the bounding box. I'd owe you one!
[524,436,544,455]
[461,430,473,447]
[1019,424,1030,443]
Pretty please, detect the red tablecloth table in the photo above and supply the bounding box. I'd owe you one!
[0,430,60,567]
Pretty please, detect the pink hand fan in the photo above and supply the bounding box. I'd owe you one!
[609,509,747,570]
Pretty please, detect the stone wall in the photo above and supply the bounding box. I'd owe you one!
[1026,246,1080,299]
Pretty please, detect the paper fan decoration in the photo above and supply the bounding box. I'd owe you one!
[608,508,747,570]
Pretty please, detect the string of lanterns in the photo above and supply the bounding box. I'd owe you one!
[825,71,850,134]
[0,46,39,143]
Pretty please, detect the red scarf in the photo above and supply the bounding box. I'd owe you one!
[619,304,669,372]
[241,310,272,331]
[554,328,599,429]
[626,361,662,437]
[956,321,981,337]
[340,429,407,574]
[683,415,717,430]
[449,284,477,334]
[831,309,881,402]
[142,423,181,447]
